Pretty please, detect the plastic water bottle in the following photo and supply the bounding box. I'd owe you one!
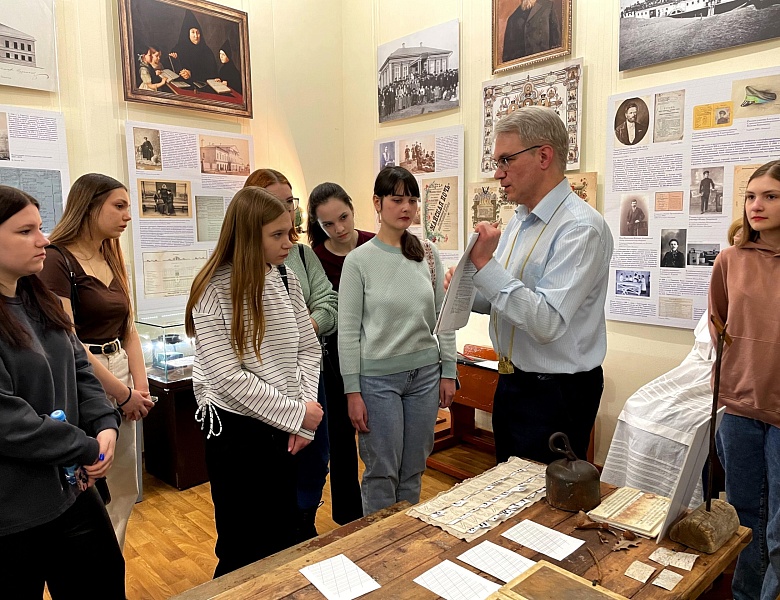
[50,410,79,485]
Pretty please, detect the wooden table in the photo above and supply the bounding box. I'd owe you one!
[173,483,750,599]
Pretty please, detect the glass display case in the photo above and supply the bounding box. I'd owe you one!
[135,312,195,383]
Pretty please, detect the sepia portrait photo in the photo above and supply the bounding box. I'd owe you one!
[132,127,162,171]
[614,97,650,147]
[138,179,192,217]
[660,228,687,269]
[492,0,572,73]
[620,193,649,236]
[118,0,252,118]
[690,167,724,215]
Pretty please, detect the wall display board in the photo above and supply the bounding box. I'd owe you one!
[125,120,253,314]
[377,19,459,124]
[481,59,582,176]
[619,0,780,72]
[0,0,58,92]
[0,104,69,231]
[605,65,780,329]
[374,125,464,266]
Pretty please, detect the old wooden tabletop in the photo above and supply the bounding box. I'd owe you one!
[174,483,751,599]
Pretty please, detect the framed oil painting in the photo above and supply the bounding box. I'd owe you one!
[118,0,252,118]
[492,0,572,73]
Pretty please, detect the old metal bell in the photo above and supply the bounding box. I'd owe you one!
[545,432,601,512]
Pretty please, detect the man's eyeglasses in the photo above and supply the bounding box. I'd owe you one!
[285,198,300,210]
[490,145,542,171]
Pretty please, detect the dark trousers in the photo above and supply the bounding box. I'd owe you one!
[204,407,298,578]
[492,366,603,465]
[321,334,364,524]
[296,376,330,510]
[0,487,125,599]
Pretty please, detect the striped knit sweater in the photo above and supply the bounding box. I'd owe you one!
[191,263,321,439]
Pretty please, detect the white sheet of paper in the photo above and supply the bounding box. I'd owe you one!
[648,547,676,566]
[457,540,536,583]
[414,559,501,600]
[652,569,684,591]
[434,232,479,334]
[669,551,699,571]
[299,554,380,600]
[625,560,656,583]
[501,519,585,561]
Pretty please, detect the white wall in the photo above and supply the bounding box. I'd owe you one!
[341,0,780,463]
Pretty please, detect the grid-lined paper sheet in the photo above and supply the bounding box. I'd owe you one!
[502,519,584,561]
[414,560,501,600]
[299,554,380,600]
[457,540,536,583]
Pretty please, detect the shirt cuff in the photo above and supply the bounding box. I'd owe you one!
[297,427,316,441]
[342,373,361,394]
[473,257,517,301]
[441,361,457,380]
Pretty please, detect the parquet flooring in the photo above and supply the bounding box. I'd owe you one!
[122,444,493,599]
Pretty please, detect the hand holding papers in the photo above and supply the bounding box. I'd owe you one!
[434,232,479,334]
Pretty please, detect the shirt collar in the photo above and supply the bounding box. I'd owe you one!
[515,178,571,223]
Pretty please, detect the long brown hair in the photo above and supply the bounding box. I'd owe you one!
[374,166,424,262]
[0,186,72,347]
[185,187,287,362]
[244,168,299,242]
[740,160,780,247]
[47,173,133,334]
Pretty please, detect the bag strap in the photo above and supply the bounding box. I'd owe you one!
[422,240,436,290]
[278,264,290,294]
[47,244,79,317]
[298,243,306,270]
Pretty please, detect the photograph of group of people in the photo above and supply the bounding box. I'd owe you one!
[399,137,436,174]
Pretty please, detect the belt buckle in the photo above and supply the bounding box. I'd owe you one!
[101,341,117,354]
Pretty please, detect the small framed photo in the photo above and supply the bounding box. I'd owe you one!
[118,0,252,118]
[492,0,572,73]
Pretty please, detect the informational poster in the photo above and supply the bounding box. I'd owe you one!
[125,120,253,313]
[0,104,69,231]
[0,0,59,92]
[481,59,583,176]
[374,125,464,265]
[605,66,780,328]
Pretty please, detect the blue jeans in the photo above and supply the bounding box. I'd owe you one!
[716,413,780,600]
[297,375,330,510]
[358,364,441,515]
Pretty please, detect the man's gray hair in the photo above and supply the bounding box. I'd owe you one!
[494,106,568,172]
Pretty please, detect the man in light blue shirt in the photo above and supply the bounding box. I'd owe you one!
[453,107,613,464]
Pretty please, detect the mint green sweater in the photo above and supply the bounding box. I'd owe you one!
[338,237,457,393]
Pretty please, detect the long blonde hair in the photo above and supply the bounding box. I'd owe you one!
[48,173,133,334]
[185,187,287,362]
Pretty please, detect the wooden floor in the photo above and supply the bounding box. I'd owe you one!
[122,445,495,599]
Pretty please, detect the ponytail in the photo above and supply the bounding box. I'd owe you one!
[400,230,424,262]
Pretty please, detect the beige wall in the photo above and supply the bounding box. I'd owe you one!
[341,0,780,464]
[4,0,778,465]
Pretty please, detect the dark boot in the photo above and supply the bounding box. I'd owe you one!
[296,507,319,543]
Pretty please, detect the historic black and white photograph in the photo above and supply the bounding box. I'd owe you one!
[620,194,649,236]
[660,228,687,269]
[198,134,250,176]
[379,142,396,168]
[686,243,720,267]
[138,179,192,217]
[398,135,436,174]
[118,0,252,118]
[0,112,9,160]
[133,127,162,171]
[619,0,780,71]
[615,270,651,297]
[492,0,572,73]
[377,19,459,123]
[0,0,58,92]
[689,167,724,215]
[614,97,650,147]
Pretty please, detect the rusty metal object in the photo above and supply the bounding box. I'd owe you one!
[545,432,601,512]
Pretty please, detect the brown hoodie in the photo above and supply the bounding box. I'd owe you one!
[709,240,780,427]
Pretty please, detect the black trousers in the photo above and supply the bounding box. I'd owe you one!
[0,487,125,599]
[321,333,364,524]
[204,407,299,578]
[492,366,604,465]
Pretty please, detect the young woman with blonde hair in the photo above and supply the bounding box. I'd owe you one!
[186,186,323,576]
[244,168,337,538]
[39,173,154,550]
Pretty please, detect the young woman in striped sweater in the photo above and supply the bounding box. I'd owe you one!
[185,187,323,577]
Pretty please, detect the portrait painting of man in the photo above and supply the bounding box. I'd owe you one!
[492,0,571,73]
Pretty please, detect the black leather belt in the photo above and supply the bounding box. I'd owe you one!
[86,339,121,355]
